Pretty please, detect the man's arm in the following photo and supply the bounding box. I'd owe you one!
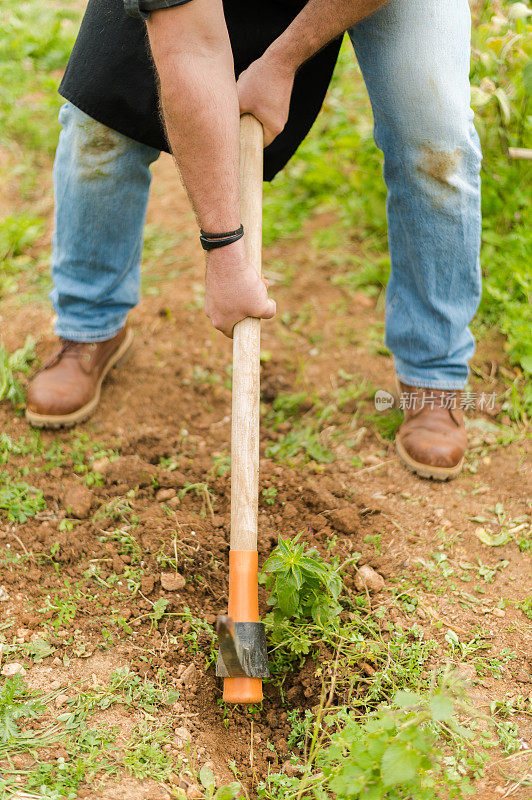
[238,0,389,145]
[146,0,275,337]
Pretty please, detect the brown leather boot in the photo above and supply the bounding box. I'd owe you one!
[25,327,133,429]
[395,381,467,481]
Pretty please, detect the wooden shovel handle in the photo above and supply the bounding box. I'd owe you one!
[230,114,263,553]
[224,114,264,704]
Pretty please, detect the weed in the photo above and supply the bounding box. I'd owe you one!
[179,482,216,519]
[0,471,45,522]
[260,680,482,799]
[211,453,231,477]
[331,254,390,297]
[261,487,278,506]
[266,428,334,464]
[260,534,345,666]
[178,606,218,668]
[0,337,36,409]
[365,408,403,441]
[0,214,45,298]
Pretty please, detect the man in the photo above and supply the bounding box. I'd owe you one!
[26,0,481,482]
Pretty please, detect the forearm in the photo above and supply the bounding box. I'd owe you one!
[266,0,388,71]
[146,0,240,231]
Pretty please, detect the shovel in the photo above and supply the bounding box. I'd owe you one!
[215,114,270,703]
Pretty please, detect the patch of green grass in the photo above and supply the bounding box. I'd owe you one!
[0,337,37,410]
[266,428,334,464]
[332,254,390,298]
[0,214,46,299]
[0,668,188,797]
[0,2,78,157]
[177,606,218,668]
[0,471,45,522]
[365,408,404,441]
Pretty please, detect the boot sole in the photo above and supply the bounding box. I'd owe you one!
[25,328,134,430]
[395,437,463,481]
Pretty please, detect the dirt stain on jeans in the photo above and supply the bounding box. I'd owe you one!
[417,144,461,203]
[76,119,126,181]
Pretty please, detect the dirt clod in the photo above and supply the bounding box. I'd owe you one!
[180,663,197,687]
[63,483,93,518]
[328,506,358,535]
[141,575,155,596]
[354,564,385,593]
[1,663,26,677]
[55,693,69,708]
[175,726,191,747]
[156,488,176,502]
[161,572,186,592]
[102,455,158,487]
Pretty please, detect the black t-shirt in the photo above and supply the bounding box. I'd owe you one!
[59,0,341,181]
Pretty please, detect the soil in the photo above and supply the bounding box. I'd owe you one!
[1,153,531,799]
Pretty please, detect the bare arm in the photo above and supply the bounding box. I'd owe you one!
[147,0,240,231]
[238,0,389,144]
[147,0,275,336]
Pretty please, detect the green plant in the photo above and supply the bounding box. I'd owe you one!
[177,606,218,668]
[0,471,45,522]
[261,487,278,506]
[0,675,62,758]
[0,214,45,298]
[0,336,36,409]
[266,428,334,464]
[197,765,243,799]
[470,4,532,389]
[366,408,404,441]
[260,534,344,666]
[316,690,476,799]
[179,482,216,519]
[260,682,482,800]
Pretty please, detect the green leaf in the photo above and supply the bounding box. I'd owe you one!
[381,742,421,786]
[392,690,422,708]
[262,553,286,573]
[494,88,511,124]
[275,573,300,617]
[520,353,532,374]
[473,527,511,546]
[430,693,454,722]
[213,783,243,800]
[200,765,215,789]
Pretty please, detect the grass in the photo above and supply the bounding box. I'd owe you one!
[0,338,37,410]
[0,471,45,523]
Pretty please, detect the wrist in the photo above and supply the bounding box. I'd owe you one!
[206,238,247,269]
[262,38,300,76]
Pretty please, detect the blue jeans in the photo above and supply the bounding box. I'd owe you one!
[51,0,481,389]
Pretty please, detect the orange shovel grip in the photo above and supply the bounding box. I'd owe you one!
[223,550,263,704]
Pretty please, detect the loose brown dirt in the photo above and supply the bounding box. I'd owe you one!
[1,153,531,799]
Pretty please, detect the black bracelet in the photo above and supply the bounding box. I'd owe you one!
[200,224,244,251]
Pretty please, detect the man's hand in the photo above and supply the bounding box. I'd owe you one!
[205,242,276,337]
[237,55,295,146]
[238,0,389,148]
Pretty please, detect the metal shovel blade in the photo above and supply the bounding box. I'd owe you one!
[216,615,270,679]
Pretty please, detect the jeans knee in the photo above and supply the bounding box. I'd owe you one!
[58,102,130,182]
[416,126,481,194]
[380,105,481,202]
